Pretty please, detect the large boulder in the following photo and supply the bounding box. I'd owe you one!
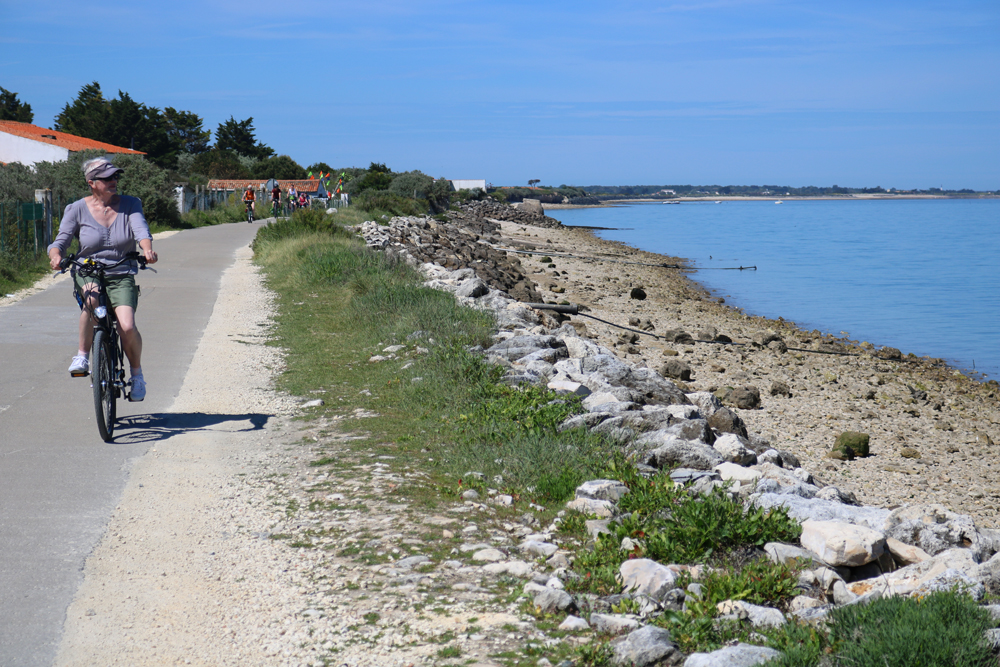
[750,493,891,532]
[611,626,681,666]
[639,436,724,471]
[519,198,544,214]
[849,548,978,598]
[833,431,871,458]
[686,391,722,418]
[713,433,757,465]
[628,367,690,406]
[576,479,630,503]
[883,504,998,562]
[800,520,886,567]
[706,406,749,439]
[487,335,567,362]
[532,588,576,614]
[660,359,692,381]
[620,559,677,601]
[715,386,762,410]
[683,643,782,667]
[662,419,715,444]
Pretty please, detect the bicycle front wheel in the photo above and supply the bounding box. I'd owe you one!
[92,329,116,442]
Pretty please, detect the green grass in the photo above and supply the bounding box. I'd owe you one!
[0,248,51,295]
[251,213,616,501]
[762,591,997,667]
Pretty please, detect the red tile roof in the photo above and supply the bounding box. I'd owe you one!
[0,121,145,155]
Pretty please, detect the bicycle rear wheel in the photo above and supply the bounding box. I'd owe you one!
[92,329,116,442]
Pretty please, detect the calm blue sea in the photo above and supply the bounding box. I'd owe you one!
[546,199,1000,380]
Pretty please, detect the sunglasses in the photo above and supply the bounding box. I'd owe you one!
[93,173,121,182]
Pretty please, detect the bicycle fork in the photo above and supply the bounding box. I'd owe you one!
[91,294,128,400]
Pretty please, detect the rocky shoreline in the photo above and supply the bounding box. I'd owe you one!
[363,201,999,527]
[353,203,1000,664]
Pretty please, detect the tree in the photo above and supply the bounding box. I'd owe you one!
[389,170,434,199]
[215,116,274,160]
[54,81,108,140]
[191,149,250,179]
[252,155,307,180]
[53,83,178,168]
[528,179,540,189]
[104,91,175,169]
[426,177,454,213]
[164,107,211,155]
[0,87,33,123]
[306,162,333,176]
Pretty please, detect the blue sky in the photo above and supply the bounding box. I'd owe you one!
[3,0,998,189]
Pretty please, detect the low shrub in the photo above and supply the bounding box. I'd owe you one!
[354,191,427,217]
[824,591,996,667]
[567,465,801,595]
[251,208,352,249]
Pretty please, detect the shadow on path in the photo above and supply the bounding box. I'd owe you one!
[109,412,272,444]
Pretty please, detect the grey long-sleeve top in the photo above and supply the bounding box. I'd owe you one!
[48,196,152,276]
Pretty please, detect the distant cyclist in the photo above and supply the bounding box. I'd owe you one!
[242,185,256,222]
[270,181,281,216]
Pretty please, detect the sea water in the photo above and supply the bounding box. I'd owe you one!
[546,199,1000,380]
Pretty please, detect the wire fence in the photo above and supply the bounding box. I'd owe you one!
[0,194,62,258]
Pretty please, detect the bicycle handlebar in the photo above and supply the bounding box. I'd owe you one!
[58,251,148,275]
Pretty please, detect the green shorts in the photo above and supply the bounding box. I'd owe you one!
[74,273,139,311]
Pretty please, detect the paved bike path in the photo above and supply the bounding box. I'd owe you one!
[0,222,260,665]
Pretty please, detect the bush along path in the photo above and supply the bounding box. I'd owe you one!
[246,207,1000,667]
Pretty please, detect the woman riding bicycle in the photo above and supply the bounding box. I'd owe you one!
[47,156,158,401]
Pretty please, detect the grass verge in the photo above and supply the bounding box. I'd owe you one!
[251,208,615,501]
[0,249,51,295]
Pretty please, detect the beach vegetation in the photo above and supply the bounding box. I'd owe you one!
[762,591,996,667]
[566,462,801,596]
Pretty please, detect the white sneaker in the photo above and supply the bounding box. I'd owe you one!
[129,374,146,401]
[69,354,89,376]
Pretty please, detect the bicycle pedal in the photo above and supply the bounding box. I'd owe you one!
[70,370,90,377]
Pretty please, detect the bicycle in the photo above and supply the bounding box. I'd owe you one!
[59,251,152,442]
[271,199,281,218]
[245,201,254,224]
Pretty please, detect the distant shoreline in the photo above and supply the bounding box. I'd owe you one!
[543,193,996,209]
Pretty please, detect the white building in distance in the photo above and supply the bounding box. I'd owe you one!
[0,121,143,167]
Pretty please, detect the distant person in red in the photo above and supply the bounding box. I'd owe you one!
[271,182,281,215]
[297,193,307,209]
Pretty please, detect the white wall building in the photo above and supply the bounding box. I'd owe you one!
[450,179,487,192]
[0,121,143,168]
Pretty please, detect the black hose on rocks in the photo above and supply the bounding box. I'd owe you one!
[524,302,868,357]
[524,303,662,340]
[497,246,756,271]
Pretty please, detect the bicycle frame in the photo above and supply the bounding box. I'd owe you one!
[60,251,148,441]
